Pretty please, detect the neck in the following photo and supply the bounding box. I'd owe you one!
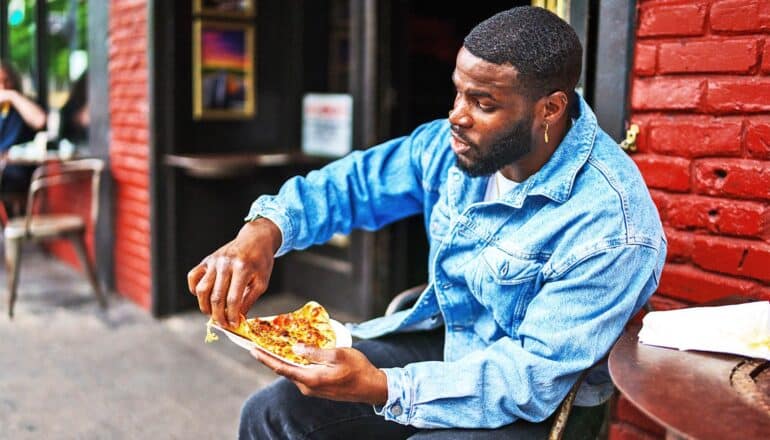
[500,116,571,182]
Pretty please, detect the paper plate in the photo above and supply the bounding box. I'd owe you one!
[209,318,352,367]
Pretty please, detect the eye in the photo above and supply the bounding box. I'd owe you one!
[477,102,496,113]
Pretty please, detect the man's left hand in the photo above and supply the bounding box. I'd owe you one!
[251,345,388,405]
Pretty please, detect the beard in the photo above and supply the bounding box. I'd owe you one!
[453,110,535,177]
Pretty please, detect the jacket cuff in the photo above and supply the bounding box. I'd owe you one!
[244,201,294,257]
[373,368,413,425]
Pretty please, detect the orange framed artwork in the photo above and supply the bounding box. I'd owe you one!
[192,20,256,119]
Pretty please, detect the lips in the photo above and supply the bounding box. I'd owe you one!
[450,133,472,155]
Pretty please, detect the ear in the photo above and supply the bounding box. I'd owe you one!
[538,91,569,126]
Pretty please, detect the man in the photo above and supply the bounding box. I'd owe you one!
[188,6,666,439]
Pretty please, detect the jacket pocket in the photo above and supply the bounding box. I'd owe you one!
[471,246,541,334]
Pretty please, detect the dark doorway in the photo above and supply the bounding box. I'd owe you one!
[381,1,532,296]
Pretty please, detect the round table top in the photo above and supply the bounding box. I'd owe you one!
[609,324,770,439]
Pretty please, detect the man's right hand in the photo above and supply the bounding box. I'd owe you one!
[187,217,282,327]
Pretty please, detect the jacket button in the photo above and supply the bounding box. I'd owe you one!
[391,403,403,416]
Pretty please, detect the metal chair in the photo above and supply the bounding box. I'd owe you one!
[4,158,107,318]
[385,284,606,440]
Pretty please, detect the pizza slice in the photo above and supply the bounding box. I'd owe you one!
[206,301,337,365]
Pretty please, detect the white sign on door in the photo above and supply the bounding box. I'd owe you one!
[302,93,353,157]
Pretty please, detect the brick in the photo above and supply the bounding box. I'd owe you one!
[111,155,149,173]
[115,277,151,310]
[706,79,770,113]
[638,2,707,37]
[648,190,670,222]
[658,39,759,74]
[632,78,705,111]
[634,44,657,76]
[647,119,742,158]
[692,235,770,282]
[117,185,150,203]
[657,263,758,303]
[665,194,770,238]
[115,233,151,260]
[746,121,770,159]
[692,159,770,201]
[111,167,149,187]
[752,285,770,301]
[633,155,691,192]
[710,0,770,33]
[762,42,770,74]
[114,243,151,272]
[608,422,662,440]
[615,395,667,436]
[648,294,691,311]
[664,227,694,262]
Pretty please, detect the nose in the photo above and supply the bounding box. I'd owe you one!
[448,106,472,128]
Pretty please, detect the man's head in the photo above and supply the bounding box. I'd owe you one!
[448,6,583,178]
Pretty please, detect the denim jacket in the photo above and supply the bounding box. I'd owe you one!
[247,95,666,429]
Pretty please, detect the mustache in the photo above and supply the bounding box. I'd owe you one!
[450,127,475,147]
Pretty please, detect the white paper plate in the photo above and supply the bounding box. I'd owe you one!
[210,318,352,367]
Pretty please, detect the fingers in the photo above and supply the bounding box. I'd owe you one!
[240,274,268,317]
[293,345,339,366]
[186,264,206,295]
[250,348,328,385]
[226,269,249,327]
[190,254,262,324]
[209,261,233,326]
[194,263,217,315]
[250,349,303,382]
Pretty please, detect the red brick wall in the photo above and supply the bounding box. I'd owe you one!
[107,0,152,310]
[613,0,770,437]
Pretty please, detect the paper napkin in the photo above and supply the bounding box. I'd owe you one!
[638,301,770,360]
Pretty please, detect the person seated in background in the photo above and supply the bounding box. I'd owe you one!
[0,60,46,210]
[59,71,89,145]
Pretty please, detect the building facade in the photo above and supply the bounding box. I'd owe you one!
[4,0,769,437]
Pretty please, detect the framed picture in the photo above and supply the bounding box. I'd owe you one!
[193,0,256,18]
[193,20,256,119]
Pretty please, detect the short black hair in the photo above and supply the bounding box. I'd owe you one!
[463,6,582,101]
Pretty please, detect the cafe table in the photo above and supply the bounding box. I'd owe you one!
[609,322,770,439]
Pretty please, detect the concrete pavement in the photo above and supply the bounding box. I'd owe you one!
[0,244,358,439]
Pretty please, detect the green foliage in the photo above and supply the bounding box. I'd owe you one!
[8,0,88,93]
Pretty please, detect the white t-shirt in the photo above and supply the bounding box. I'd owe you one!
[484,171,519,201]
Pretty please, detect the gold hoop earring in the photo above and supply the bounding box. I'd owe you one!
[544,121,550,144]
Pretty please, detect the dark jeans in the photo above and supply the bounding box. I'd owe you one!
[238,329,557,439]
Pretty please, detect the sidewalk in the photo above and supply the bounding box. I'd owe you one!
[0,245,359,439]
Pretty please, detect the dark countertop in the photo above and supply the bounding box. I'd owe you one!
[164,152,330,179]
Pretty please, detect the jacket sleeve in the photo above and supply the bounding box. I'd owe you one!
[246,121,444,256]
[376,241,665,429]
